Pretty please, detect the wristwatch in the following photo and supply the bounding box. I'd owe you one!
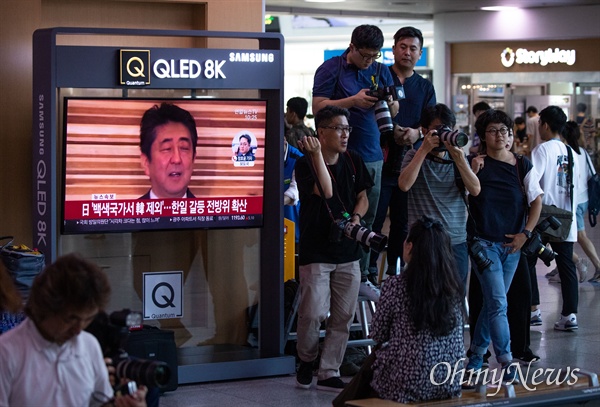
[522,229,532,239]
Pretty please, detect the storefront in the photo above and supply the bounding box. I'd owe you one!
[448,38,600,142]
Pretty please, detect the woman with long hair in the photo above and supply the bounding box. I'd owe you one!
[556,121,600,282]
[369,216,465,403]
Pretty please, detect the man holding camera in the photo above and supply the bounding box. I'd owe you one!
[398,103,480,289]
[0,253,147,407]
[312,24,398,300]
[294,106,372,392]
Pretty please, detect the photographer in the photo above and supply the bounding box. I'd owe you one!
[312,24,398,299]
[294,106,372,392]
[465,109,542,383]
[370,26,437,279]
[0,253,147,407]
[398,103,480,289]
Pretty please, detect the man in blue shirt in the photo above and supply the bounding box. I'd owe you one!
[312,24,399,300]
[371,26,437,280]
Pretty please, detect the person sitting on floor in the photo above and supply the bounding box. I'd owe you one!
[369,216,465,403]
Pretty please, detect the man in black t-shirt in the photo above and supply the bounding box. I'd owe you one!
[294,106,373,392]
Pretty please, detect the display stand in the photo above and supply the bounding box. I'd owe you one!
[32,27,294,383]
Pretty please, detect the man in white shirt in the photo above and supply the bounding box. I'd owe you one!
[0,253,147,407]
[528,105,580,331]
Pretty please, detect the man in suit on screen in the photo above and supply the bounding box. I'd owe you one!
[139,102,197,199]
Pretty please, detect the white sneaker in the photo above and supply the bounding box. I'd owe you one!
[554,313,578,331]
[576,258,589,283]
[358,280,380,302]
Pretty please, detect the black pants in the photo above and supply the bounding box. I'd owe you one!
[507,254,532,356]
[527,240,578,315]
[369,172,408,275]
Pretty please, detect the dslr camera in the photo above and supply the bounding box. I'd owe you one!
[415,125,469,152]
[468,238,493,274]
[86,309,171,390]
[369,85,405,141]
[522,216,561,266]
[329,212,388,253]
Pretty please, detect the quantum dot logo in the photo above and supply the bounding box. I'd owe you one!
[120,49,151,86]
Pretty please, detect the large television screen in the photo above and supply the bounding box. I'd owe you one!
[61,97,266,234]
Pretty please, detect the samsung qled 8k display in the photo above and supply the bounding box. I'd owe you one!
[61,98,266,234]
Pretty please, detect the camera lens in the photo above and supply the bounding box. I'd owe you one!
[374,100,394,135]
[436,126,468,148]
[116,358,171,389]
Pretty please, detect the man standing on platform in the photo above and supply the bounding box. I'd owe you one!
[312,24,399,301]
[294,106,372,392]
[370,26,436,279]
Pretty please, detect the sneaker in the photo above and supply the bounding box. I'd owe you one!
[576,258,589,283]
[316,377,346,392]
[367,273,380,288]
[359,280,380,302]
[296,360,314,389]
[530,309,542,326]
[548,273,561,283]
[587,270,600,283]
[545,267,558,278]
[513,349,541,365]
[500,363,521,384]
[554,313,578,331]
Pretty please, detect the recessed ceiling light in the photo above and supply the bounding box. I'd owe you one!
[481,6,519,11]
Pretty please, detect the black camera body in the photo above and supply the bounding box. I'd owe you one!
[367,85,404,101]
[522,216,561,266]
[329,212,388,253]
[85,310,172,390]
[468,238,493,274]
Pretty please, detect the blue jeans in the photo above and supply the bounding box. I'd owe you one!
[452,242,469,293]
[469,239,520,364]
[360,160,382,278]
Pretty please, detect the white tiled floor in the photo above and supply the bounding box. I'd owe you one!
[159,223,600,407]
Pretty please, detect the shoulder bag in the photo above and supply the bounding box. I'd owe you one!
[536,146,574,241]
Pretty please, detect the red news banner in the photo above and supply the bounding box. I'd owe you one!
[63,197,263,232]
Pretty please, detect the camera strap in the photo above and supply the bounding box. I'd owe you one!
[424,153,467,202]
[305,151,354,222]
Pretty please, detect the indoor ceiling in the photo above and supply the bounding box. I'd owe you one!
[265,0,599,19]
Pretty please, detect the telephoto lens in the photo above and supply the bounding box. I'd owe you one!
[115,358,171,389]
[343,222,388,253]
[374,100,394,135]
[436,126,468,148]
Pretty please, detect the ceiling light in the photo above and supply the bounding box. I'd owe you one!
[480,6,519,11]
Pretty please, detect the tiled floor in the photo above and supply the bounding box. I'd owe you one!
[159,225,600,407]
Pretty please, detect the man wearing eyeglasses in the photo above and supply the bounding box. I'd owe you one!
[294,106,372,392]
[312,24,399,301]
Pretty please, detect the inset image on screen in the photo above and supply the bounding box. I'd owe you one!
[61,97,267,234]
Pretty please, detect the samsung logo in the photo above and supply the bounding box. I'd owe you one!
[229,52,274,63]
